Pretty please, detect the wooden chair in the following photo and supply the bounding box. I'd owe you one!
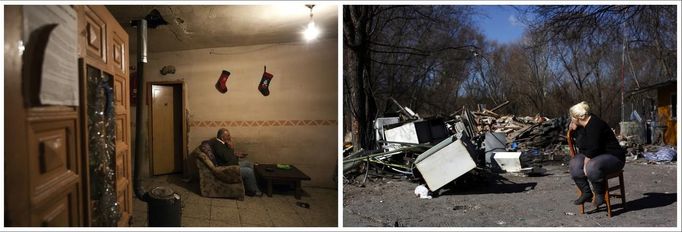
[568,130,626,218]
[575,170,626,217]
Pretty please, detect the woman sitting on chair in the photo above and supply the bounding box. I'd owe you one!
[568,101,626,208]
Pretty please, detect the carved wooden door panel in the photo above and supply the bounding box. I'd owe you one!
[27,111,82,226]
[109,17,132,227]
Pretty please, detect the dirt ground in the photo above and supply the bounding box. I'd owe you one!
[343,160,678,227]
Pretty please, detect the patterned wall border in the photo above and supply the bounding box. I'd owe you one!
[189,120,337,127]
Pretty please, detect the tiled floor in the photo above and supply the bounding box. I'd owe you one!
[131,174,337,227]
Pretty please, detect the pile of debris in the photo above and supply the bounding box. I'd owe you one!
[617,114,678,163]
[447,101,569,151]
[343,99,570,193]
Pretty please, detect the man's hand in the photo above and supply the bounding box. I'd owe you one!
[235,152,248,158]
[226,141,234,149]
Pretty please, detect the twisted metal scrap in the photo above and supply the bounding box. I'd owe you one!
[343,145,431,184]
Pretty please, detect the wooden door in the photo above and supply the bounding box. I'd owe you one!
[76,5,132,226]
[4,5,131,226]
[151,85,180,175]
[4,6,83,226]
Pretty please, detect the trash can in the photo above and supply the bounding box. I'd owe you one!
[146,186,182,227]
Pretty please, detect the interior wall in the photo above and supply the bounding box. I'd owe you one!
[131,39,338,188]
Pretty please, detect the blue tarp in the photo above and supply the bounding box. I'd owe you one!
[642,147,677,162]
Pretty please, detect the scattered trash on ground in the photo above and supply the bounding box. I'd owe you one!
[414,184,431,199]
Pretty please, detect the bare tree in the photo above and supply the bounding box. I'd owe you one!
[344,6,378,151]
[518,5,676,125]
[343,6,480,150]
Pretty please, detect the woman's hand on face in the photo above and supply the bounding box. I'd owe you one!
[569,119,578,131]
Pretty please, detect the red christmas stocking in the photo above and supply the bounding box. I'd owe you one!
[258,66,274,96]
[215,70,230,94]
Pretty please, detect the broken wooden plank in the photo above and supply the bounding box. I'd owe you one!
[490,100,510,112]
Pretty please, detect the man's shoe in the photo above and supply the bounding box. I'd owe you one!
[246,191,263,197]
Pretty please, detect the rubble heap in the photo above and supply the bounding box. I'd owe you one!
[344,100,571,188]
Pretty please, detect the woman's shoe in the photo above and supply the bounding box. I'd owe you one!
[573,178,593,205]
[592,194,605,208]
[591,181,606,208]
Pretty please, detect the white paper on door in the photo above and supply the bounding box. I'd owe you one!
[23,5,79,106]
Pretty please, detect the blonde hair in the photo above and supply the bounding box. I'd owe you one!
[569,101,590,120]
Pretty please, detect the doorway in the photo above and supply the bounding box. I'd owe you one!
[148,82,186,175]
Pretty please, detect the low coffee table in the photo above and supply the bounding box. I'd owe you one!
[254,164,311,199]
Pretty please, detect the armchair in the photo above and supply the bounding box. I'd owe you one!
[191,140,245,200]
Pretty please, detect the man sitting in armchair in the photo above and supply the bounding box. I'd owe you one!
[208,128,262,196]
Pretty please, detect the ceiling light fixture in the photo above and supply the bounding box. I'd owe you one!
[303,4,319,42]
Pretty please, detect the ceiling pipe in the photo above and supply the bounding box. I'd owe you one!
[131,18,148,202]
[131,12,182,227]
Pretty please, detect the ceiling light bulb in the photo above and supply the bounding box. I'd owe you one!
[304,21,319,41]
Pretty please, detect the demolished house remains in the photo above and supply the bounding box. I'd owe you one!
[343,99,677,195]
